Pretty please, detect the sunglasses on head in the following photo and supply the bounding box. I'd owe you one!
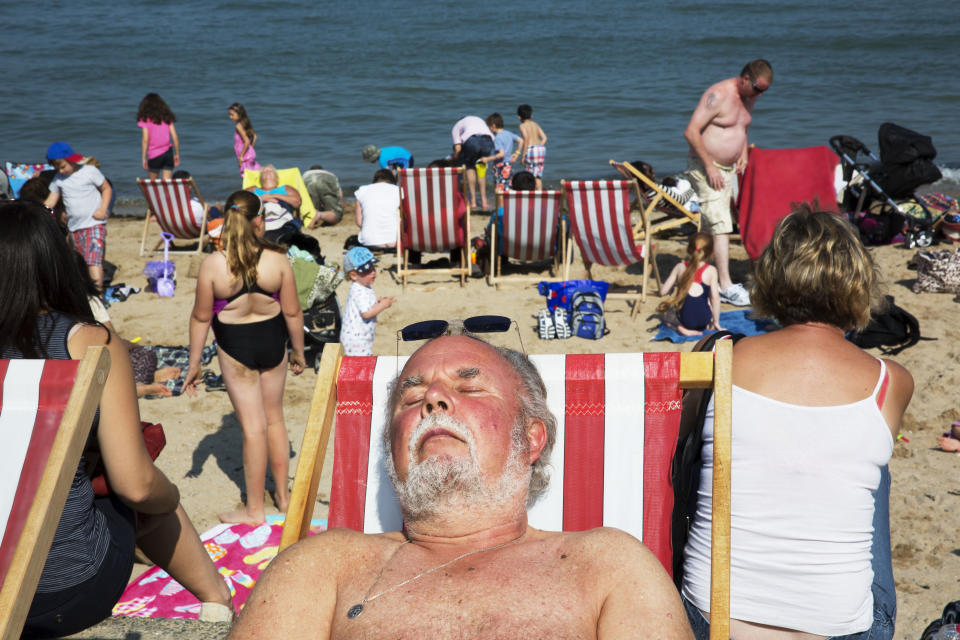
[396,315,525,360]
[399,315,513,341]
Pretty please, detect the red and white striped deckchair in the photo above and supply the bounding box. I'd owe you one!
[0,348,110,640]
[396,168,471,288]
[137,178,209,256]
[280,342,734,640]
[488,190,566,288]
[562,179,660,314]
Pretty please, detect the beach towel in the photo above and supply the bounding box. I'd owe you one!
[652,309,774,343]
[737,146,839,260]
[243,168,317,226]
[4,161,52,198]
[112,515,326,619]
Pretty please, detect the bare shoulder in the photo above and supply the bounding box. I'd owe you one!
[882,357,914,407]
[561,527,660,569]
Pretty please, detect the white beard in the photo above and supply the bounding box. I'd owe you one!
[385,413,530,522]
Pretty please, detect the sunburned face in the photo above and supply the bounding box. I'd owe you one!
[52,159,75,176]
[260,170,279,189]
[385,336,543,520]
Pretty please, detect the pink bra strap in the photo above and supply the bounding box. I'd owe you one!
[874,359,890,409]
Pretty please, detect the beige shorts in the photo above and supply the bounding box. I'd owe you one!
[686,156,736,235]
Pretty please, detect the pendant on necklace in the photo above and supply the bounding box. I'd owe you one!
[347,604,364,619]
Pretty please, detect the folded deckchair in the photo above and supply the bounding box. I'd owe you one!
[561,179,660,315]
[0,347,111,640]
[242,167,317,227]
[281,341,733,640]
[137,178,209,256]
[487,189,566,288]
[609,160,701,242]
[396,167,471,288]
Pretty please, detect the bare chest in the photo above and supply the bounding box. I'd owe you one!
[330,561,597,640]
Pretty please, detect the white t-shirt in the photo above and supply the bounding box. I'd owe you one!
[355,182,400,247]
[341,282,378,356]
[49,165,106,231]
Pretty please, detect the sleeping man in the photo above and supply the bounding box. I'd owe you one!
[227,334,692,639]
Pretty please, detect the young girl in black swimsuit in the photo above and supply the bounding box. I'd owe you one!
[184,191,305,525]
[657,232,723,336]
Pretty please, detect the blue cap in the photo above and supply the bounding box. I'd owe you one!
[46,141,84,163]
[344,246,378,273]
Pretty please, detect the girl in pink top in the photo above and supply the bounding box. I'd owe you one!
[228,103,260,175]
[137,93,180,179]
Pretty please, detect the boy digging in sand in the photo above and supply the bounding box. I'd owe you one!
[517,104,548,189]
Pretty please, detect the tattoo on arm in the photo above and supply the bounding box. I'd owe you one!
[705,92,717,109]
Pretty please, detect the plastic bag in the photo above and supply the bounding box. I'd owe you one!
[144,232,176,297]
[537,280,609,313]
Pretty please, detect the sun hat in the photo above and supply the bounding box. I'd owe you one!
[343,246,378,274]
[361,144,380,163]
[46,141,83,164]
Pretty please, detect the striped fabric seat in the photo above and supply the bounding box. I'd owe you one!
[0,350,109,637]
[488,190,566,287]
[137,178,209,255]
[396,168,470,288]
[328,352,682,573]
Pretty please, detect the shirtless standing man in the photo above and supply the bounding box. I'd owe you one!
[517,103,548,189]
[684,59,773,307]
[229,335,692,639]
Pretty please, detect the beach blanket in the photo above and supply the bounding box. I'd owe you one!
[737,146,839,260]
[653,309,774,343]
[4,161,52,198]
[113,515,326,619]
[143,344,218,395]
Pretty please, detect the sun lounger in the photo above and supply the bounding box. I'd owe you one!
[0,347,111,639]
[280,341,734,640]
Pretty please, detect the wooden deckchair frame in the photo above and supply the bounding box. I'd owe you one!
[395,167,471,289]
[137,177,209,256]
[609,159,701,242]
[0,347,111,640]
[488,190,567,288]
[280,341,732,640]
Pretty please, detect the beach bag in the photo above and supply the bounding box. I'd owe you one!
[847,296,929,355]
[854,209,904,246]
[672,331,744,588]
[537,279,610,314]
[143,232,176,297]
[912,249,960,294]
[570,290,606,340]
[88,421,166,496]
[875,122,942,198]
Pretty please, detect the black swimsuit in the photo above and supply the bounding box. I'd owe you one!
[212,281,289,370]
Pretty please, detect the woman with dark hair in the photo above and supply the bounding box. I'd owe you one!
[184,190,305,525]
[0,201,233,637]
[681,206,913,640]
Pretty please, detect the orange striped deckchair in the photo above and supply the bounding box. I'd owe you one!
[280,341,734,640]
[137,178,209,256]
[396,168,471,288]
[487,189,566,288]
[0,348,110,640]
[561,179,661,314]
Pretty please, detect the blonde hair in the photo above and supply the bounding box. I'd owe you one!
[752,204,881,330]
[220,190,282,287]
[658,232,714,313]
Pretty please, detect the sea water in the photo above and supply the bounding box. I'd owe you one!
[3,0,958,207]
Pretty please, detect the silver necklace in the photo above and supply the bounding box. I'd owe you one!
[347,533,525,619]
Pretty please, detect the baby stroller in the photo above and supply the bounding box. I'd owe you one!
[290,257,343,371]
[830,123,940,249]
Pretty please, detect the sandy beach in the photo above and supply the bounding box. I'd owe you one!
[101,199,958,638]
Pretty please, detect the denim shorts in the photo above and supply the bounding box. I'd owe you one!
[147,147,175,171]
[459,134,494,168]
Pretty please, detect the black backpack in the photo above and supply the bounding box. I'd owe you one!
[847,295,932,355]
[671,331,744,588]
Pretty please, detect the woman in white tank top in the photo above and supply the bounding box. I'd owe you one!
[681,206,914,640]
